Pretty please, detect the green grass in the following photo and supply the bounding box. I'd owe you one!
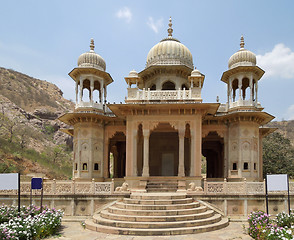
[0,136,72,179]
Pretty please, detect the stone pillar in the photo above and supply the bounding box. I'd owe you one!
[100,80,104,103]
[238,77,242,101]
[126,119,133,177]
[259,134,263,181]
[90,78,94,103]
[195,115,202,177]
[104,86,107,104]
[178,124,185,177]
[228,78,232,107]
[75,81,78,103]
[132,126,138,176]
[80,78,84,102]
[142,129,150,177]
[223,131,229,178]
[255,81,258,105]
[249,75,253,103]
[103,133,109,179]
[191,115,202,177]
[190,130,195,176]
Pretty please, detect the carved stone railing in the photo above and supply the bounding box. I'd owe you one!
[75,101,104,110]
[229,99,257,109]
[126,88,202,102]
[204,179,294,195]
[0,179,114,195]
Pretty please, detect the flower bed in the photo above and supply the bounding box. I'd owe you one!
[248,211,294,239]
[0,204,63,240]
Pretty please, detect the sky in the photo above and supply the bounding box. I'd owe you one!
[0,0,293,121]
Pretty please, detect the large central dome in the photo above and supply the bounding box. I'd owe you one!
[145,18,194,69]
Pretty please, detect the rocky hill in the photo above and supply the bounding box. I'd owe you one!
[266,120,294,146]
[0,67,74,179]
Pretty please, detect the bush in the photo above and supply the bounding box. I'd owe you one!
[275,211,294,228]
[0,204,63,239]
[248,210,294,240]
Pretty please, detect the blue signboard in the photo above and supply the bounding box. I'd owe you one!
[31,178,43,190]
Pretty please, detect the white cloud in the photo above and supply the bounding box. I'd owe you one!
[116,7,132,23]
[257,43,294,79]
[147,17,163,33]
[285,104,294,120]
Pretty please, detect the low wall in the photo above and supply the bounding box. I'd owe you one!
[0,179,292,217]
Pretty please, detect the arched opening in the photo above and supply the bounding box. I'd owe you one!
[149,123,179,176]
[150,84,156,90]
[94,81,101,103]
[81,79,90,102]
[242,78,250,100]
[93,89,99,103]
[108,132,126,178]
[162,81,176,90]
[94,163,99,171]
[232,79,238,102]
[181,84,188,90]
[82,163,88,171]
[202,131,224,179]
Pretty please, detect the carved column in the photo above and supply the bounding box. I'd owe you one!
[75,80,78,103]
[90,78,94,103]
[195,114,202,177]
[178,124,185,177]
[100,80,104,103]
[126,119,133,177]
[142,129,150,177]
[79,78,84,102]
[255,81,258,105]
[228,78,232,107]
[103,132,109,179]
[249,75,253,103]
[190,130,195,176]
[238,77,242,101]
[104,86,107,104]
[132,126,138,176]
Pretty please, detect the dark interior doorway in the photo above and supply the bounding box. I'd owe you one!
[202,131,224,178]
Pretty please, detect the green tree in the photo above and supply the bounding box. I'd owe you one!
[263,132,294,177]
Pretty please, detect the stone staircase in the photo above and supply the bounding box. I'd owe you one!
[85,193,229,236]
[146,180,178,192]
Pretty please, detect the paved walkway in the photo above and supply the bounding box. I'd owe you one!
[46,221,252,240]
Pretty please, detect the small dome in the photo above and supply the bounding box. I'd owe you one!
[145,17,193,69]
[128,69,138,77]
[77,39,106,71]
[228,36,256,69]
[191,68,201,77]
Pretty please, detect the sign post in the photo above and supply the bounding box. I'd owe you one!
[31,178,43,212]
[266,174,290,215]
[0,173,20,212]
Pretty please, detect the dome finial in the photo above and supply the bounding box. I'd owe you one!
[240,35,245,49]
[90,38,95,51]
[168,16,173,37]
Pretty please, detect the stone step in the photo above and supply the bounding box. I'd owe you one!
[146,188,177,192]
[123,197,193,205]
[131,193,186,200]
[99,209,215,222]
[85,218,229,236]
[115,201,199,210]
[107,205,207,216]
[147,183,178,187]
[94,214,222,229]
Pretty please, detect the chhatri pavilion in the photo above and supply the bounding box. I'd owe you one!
[59,18,274,190]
